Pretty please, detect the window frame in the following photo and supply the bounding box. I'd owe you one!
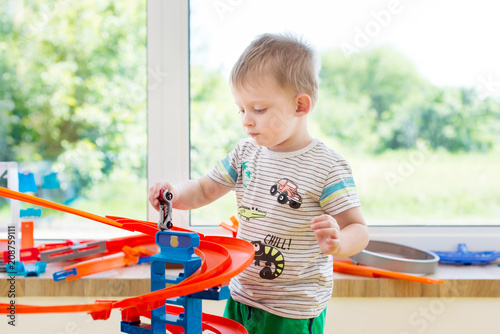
[147,0,500,248]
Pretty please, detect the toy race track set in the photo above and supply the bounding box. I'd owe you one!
[3,178,498,333]
[0,186,254,334]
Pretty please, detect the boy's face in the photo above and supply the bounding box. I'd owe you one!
[232,75,310,152]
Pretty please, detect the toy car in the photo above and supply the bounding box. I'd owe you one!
[158,188,173,230]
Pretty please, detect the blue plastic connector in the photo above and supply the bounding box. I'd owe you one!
[137,256,151,264]
[18,172,37,193]
[42,172,61,189]
[53,268,78,281]
[20,208,42,218]
[6,261,47,277]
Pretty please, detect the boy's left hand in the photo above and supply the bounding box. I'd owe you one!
[310,214,341,255]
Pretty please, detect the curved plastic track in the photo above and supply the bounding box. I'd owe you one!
[0,187,253,334]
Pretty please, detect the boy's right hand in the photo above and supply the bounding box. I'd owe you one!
[148,180,179,211]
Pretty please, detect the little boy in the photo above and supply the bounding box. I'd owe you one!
[149,33,369,334]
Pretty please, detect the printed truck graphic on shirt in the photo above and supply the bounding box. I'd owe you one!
[238,206,267,221]
[251,241,285,279]
[270,178,302,209]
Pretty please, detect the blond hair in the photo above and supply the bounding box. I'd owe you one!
[230,33,320,106]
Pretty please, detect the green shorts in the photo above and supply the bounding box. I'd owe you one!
[223,297,326,334]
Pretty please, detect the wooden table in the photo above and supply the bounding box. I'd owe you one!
[2,259,499,299]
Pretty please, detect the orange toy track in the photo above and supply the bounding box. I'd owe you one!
[0,187,253,334]
[333,260,444,285]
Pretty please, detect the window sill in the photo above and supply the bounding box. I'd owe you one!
[331,261,500,298]
[2,260,499,299]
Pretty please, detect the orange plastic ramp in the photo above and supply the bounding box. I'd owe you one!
[0,303,113,314]
[104,234,157,253]
[333,260,444,284]
[107,216,203,236]
[21,221,35,249]
[0,188,200,237]
[0,187,122,228]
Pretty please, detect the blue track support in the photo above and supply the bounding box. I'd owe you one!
[123,229,231,334]
[150,230,202,334]
[121,229,232,334]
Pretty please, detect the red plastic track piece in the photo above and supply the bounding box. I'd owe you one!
[219,215,239,237]
[3,247,38,263]
[2,240,77,263]
[120,306,142,323]
[137,304,248,334]
[89,300,116,320]
[38,240,75,251]
[104,234,156,253]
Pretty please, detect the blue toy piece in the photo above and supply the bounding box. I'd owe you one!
[42,172,60,189]
[6,261,47,277]
[20,208,42,218]
[137,256,152,264]
[121,230,230,334]
[433,243,500,265]
[18,172,37,193]
[53,268,78,281]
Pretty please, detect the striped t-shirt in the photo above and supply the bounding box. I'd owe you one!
[207,138,361,319]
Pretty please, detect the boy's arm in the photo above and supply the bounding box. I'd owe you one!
[149,175,232,211]
[310,207,369,257]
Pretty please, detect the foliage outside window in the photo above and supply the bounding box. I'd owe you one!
[0,0,147,237]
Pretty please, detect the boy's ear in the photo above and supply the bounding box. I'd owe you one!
[295,94,312,117]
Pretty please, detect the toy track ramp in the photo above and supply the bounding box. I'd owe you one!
[138,305,249,334]
[0,187,253,334]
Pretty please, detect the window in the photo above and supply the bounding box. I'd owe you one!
[149,0,500,248]
[4,1,497,247]
[1,0,147,239]
[187,0,500,226]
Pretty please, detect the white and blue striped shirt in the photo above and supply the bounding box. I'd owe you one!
[207,138,361,319]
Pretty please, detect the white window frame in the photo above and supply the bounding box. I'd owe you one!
[147,0,190,230]
[147,0,500,248]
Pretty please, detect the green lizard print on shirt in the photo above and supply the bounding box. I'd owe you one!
[251,241,285,280]
[238,206,267,221]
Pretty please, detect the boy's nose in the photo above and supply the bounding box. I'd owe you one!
[242,111,255,127]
